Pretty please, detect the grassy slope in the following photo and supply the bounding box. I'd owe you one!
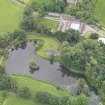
[94,0,105,26]
[0,0,23,33]
[1,75,68,105]
[27,34,60,59]
[12,75,67,96]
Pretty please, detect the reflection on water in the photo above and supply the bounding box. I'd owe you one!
[5,42,100,105]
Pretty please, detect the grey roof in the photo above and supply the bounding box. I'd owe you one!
[67,0,77,5]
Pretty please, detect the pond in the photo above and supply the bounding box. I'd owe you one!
[5,42,100,105]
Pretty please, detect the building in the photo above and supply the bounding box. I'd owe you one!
[67,0,77,5]
[69,22,85,33]
[70,23,80,31]
[48,12,60,18]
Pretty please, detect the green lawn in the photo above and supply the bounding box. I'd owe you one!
[0,75,68,105]
[27,34,60,59]
[37,18,58,31]
[94,0,105,26]
[0,0,23,33]
[12,75,67,96]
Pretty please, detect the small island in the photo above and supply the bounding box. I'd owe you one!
[29,59,39,71]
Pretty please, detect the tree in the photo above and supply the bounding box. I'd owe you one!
[89,33,99,39]
[35,92,51,104]
[0,75,17,91]
[59,96,70,105]
[50,54,55,64]
[21,15,34,31]
[24,6,33,16]
[29,59,39,71]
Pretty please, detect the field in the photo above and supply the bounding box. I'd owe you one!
[0,0,23,33]
[0,75,68,105]
[94,0,105,26]
[27,34,60,59]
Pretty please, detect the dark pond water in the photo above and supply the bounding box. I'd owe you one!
[5,42,100,105]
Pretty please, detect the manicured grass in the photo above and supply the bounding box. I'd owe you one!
[94,0,105,26]
[12,75,68,96]
[0,91,5,104]
[0,56,5,66]
[0,0,23,33]
[27,34,60,59]
[6,95,39,105]
[0,75,68,105]
[37,18,58,31]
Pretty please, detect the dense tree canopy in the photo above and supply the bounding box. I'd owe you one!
[60,39,105,104]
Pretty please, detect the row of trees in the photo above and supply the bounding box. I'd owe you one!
[0,74,17,92]
[36,91,87,105]
[21,7,51,34]
[30,0,67,13]
[0,29,27,73]
[0,30,26,49]
[17,88,87,105]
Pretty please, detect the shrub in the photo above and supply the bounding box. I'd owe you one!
[29,59,39,71]
[35,92,51,104]
[19,87,31,98]
[35,40,44,51]
[89,33,99,39]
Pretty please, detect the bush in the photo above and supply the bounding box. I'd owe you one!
[49,54,55,64]
[1,91,8,99]
[0,75,18,92]
[19,87,31,98]
[35,92,51,104]
[35,91,87,105]
[89,33,99,39]
[35,92,61,105]
[35,40,44,51]
[29,59,39,71]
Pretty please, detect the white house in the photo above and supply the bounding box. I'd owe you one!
[70,22,85,33]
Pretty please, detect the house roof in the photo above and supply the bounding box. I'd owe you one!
[67,0,77,4]
[70,23,80,31]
